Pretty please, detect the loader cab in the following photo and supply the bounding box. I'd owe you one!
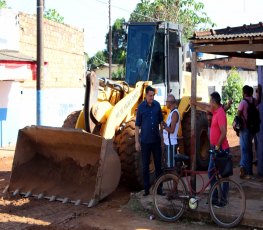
[125,22,183,105]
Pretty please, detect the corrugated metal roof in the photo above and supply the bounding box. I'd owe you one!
[192,22,263,40]
[0,51,35,62]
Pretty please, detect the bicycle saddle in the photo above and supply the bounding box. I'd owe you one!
[174,154,190,162]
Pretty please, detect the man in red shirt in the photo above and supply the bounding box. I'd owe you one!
[210,94,230,151]
[208,92,230,207]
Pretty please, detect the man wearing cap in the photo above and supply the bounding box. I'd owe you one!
[135,85,163,196]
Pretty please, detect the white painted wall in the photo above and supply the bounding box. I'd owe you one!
[0,82,85,147]
[199,69,258,96]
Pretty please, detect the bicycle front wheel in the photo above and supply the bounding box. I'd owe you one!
[208,177,246,228]
[153,173,187,222]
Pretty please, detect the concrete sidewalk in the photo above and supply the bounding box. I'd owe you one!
[234,169,263,228]
[131,167,263,228]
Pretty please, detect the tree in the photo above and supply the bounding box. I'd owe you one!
[222,68,243,117]
[112,66,125,80]
[0,0,7,8]
[44,8,64,23]
[87,50,107,70]
[105,18,127,65]
[130,0,215,42]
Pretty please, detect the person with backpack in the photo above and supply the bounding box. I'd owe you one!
[237,85,261,179]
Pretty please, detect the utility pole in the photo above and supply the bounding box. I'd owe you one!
[36,0,44,125]
[108,0,112,79]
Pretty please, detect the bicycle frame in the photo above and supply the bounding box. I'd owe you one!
[167,150,225,196]
[153,151,246,228]
[178,164,219,196]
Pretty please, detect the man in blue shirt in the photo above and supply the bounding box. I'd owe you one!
[135,85,163,196]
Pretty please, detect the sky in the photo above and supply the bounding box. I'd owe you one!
[6,0,263,56]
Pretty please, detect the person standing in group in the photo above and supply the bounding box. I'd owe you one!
[190,98,232,129]
[162,94,180,168]
[208,92,230,207]
[238,85,260,179]
[135,85,164,196]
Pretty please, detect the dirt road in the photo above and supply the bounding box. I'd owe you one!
[0,127,243,230]
[0,166,230,230]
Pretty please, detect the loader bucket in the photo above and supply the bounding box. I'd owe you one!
[7,125,121,207]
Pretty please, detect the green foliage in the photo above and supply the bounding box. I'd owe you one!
[0,0,7,8]
[227,114,235,126]
[44,9,64,23]
[88,50,107,70]
[222,68,243,117]
[105,18,127,64]
[129,0,215,42]
[112,66,125,80]
[84,53,89,62]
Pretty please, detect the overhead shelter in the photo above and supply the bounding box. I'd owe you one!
[189,22,263,176]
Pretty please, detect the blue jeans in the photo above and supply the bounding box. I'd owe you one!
[208,149,229,202]
[239,128,253,175]
[141,141,162,193]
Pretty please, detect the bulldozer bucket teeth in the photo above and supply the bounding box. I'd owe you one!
[8,125,121,207]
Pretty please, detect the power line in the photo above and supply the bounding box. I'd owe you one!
[93,0,158,21]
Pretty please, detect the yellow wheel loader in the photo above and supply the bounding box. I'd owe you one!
[6,22,210,206]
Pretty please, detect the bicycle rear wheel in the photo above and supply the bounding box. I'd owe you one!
[153,173,187,222]
[208,177,246,228]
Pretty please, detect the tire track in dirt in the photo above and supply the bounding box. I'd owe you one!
[0,197,93,230]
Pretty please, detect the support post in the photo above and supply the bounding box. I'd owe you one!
[36,0,44,125]
[108,0,112,79]
[257,66,263,176]
[190,51,197,190]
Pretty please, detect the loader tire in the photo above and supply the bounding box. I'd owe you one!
[117,118,154,190]
[62,110,81,128]
[182,110,210,170]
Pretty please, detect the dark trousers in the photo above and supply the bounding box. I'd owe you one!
[208,148,230,202]
[141,141,162,193]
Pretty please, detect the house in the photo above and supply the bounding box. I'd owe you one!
[190,22,263,176]
[185,45,258,98]
[0,8,85,147]
[94,63,120,78]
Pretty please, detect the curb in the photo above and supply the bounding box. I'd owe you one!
[129,191,263,229]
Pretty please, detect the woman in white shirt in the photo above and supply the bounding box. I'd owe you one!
[162,94,180,168]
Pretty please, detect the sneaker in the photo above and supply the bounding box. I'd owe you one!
[240,167,245,179]
[213,201,227,208]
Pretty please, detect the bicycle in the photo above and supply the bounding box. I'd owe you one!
[152,150,246,228]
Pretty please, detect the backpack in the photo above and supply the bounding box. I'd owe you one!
[244,98,261,134]
[232,115,243,136]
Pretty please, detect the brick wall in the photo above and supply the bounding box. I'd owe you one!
[197,57,256,71]
[19,12,85,88]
